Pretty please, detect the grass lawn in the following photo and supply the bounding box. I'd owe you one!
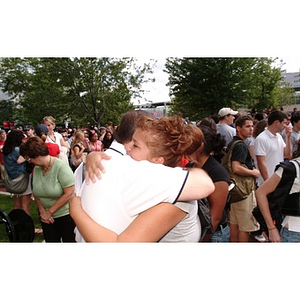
[0,194,44,242]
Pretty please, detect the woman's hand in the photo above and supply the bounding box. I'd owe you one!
[40,209,55,224]
[85,151,111,184]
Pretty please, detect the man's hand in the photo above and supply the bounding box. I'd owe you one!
[85,151,111,184]
[285,126,292,138]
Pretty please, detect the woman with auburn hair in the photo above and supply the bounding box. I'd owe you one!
[20,136,75,242]
[70,113,214,242]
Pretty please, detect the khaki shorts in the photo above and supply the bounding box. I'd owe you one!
[229,191,260,232]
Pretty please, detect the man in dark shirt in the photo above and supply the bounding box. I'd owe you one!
[228,115,261,242]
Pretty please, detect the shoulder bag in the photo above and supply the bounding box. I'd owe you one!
[221,140,255,203]
[4,170,30,194]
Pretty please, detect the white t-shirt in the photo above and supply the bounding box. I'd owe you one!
[254,128,286,186]
[216,123,236,146]
[74,141,190,242]
[159,201,201,242]
[46,132,63,150]
[46,132,68,163]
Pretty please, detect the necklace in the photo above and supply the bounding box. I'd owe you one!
[43,156,52,175]
[49,133,56,143]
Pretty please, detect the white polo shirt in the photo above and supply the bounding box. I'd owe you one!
[74,140,190,242]
[254,128,286,186]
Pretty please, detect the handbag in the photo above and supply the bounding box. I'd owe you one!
[4,170,30,194]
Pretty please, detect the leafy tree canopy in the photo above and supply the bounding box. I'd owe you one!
[0,57,154,127]
[165,57,294,120]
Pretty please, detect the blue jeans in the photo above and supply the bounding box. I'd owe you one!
[281,227,300,242]
[210,224,230,242]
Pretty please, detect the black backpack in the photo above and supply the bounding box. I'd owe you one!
[252,159,299,232]
[197,198,213,241]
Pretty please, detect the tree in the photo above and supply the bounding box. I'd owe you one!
[165,57,290,120]
[0,99,14,125]
[0,57,154,127]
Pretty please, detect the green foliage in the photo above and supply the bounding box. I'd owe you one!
[0,100,14,124]
[165,57,292,120]
[0,57,154,127]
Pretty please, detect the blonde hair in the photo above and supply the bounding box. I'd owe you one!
[71,130,84,151]
[42,116,56,126]
[136,116,203,167]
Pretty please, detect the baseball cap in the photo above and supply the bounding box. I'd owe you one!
[24,126,33,131]
[35,124,48,137]
[218,107,238,117]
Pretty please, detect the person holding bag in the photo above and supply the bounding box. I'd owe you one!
[225,116,261,242]
[3,129,32,215]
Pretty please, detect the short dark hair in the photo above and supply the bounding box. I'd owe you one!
[291,111,300,126]
[115,110,150,144]
[267,110,288,126]
[235,115,253,128]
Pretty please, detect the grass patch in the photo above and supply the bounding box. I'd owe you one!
[0,194,44,242]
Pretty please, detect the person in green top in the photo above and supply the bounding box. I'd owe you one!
[20,136,75,242]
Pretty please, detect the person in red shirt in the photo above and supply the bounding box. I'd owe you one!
[35,124,60,157]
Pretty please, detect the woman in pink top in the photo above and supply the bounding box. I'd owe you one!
[88,130,102,152]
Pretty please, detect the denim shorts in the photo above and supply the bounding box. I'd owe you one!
[210,224,230,242]
[281,227,300,242]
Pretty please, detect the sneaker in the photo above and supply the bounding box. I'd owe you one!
[254,234,267,242]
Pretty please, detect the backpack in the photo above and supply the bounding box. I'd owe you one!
[221,140,255,203]
[198,193,231,242]
[197,198,213,241]
[252,159,300,232]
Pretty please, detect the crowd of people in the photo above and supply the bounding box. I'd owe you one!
[0,106,299,243]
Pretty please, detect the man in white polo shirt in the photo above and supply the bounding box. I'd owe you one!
[71,111,215,242]
[216,107,238,146]
[254,110,292,187]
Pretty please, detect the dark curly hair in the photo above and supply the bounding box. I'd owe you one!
[197,125,226,156]
[2,129,25,156]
